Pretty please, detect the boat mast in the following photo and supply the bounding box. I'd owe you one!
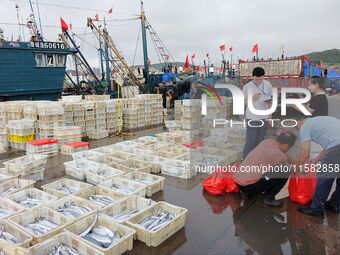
[140,0,150,92]
[103,18,111,91]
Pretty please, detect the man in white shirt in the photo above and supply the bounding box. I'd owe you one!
[242,67,273,158]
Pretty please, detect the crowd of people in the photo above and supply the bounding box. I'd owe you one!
[235,67,340,219]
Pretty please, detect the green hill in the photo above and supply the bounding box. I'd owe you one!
[306,49,340,65]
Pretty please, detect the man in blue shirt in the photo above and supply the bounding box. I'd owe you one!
[295,116,340,219]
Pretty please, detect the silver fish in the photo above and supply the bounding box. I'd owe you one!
[0,224,19,244]
[0,207,15,218]
[57,185,80,195]
[112,209,139,222]
[16,195,42,208]
[88,195,114,206]
[80,212,98,237]
[139,210,175,231]
[1,186,19,196]
[111,184,134,194]
[131,176,154,185]
[48,244,80,255]
[83,226,120,249]
[57,202,91,218]
[24,217,60,236]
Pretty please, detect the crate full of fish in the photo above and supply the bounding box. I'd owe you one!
[65,214,135,255]
[158,145,189,156]
[0,197,24,220]
[126,201,187,247]
[60,141,89,155]
[160,159,196,180]
[7,206,73,245]
[46,195,101,222]
[28,232,105,255]
[71,150,103,161]
[99,178,147,197]
[110,159,154,174]
[91,146,121,155]
[141,142,170,152]
[41,178,93,199]
[100,196,155,224]
[122,172,165,197]
[155,132,183,144]
[63,159,101,180]
[87,155,127,166]
[135,136,158,145]
[0,242,29,255]
[3,154,47,176]
[84,165,125,185]
[0,179,36,197]
[6,188,57,210]
[0,219,33,248]
[130,154,168,174]
[0,173,18,184]
[75,186,129,209]
[20,169,44,182]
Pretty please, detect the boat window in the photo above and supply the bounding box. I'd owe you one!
[35,53,46,67]
[46,53,55,66]
[56,55,66,67]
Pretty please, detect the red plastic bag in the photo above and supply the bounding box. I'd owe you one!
[288,168,316,205]
[202,163,240,195]
[225,162,240,193]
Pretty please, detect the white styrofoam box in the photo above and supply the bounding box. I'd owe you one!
[160,159,196,179]
[63,159,101,180]
[71,150,103,161]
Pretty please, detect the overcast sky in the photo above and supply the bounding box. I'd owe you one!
[1,0,339,68]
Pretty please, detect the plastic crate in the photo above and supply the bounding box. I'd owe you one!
[8,206,73,245]
[60,142,89,155]
[160,159,196,179]
[0,242,29,255]
[91,146,119,155]
[75,186,128,209]
[6,188,57,209]
[46,195,101,222]
[142,142,170,152]
[87,130,108,139]
[64,159,102,180]
[158,145,189,155]
[122,172,165,197]
[72,150,103,161]
[0,197,24,220]
[0,219,32,248]
[38,115,64,122]
[110,159,154,174]
[88,155,126,165]
[100,196,155,224]
[3,154,47,176]
[99,177,147,197]
[65,214,135,255]
[126,201,187,247]
[42,178,93,198]
[37,121,64,129]
[131,154,168,174]
[0,179,36,197]
[28,232,105,255]
[20,169,44,181]
[0,173,18,184]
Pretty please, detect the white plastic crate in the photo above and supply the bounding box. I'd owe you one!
[0,172,18,183]
[3,154,47,176]
[84,165,125,185]
[100,195,155,223]
[0,179,36,197]
[0,197,24,219]
[41,178,93,198]
[64,160,101,180]
[160,159,196,179]
[110,159,154,174]
[72,150,103,161]
[0,219,32,248]
[20,169,44,181]
[88,130,108,139]
[99,177,147,197]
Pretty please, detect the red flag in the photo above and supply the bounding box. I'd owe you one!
[191,54,196,59]
[196,66,201,71]
[69,23,73,30]
[95,13,99,21]
[108,8,113,14]
[183,55,190,69]
[206,53,209,58]
[229,47,233,52]
[219,44,225,51]
[60,17,68,32]
[252,43,259,53]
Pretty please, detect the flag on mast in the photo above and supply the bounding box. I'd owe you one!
[219,44,225,51]
[60,17,68,32]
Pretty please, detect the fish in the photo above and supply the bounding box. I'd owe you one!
[48,244,80,255]
[0,224,19,244]
[82,226,121,249]
[111,184,134,194]
[16,195,42,208]
[88,195,114,206]
[0,207,15,218]
[56,185,80,195]
[131,176,154,185]
[0,186,19,197]
[138,210,176,231]
[112,209,139,222]
[24,217,60,236]
[57,202,91,218]
[80,212,98,237]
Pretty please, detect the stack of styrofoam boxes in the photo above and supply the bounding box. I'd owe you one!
[63,103,75,126]
[84,95,110,101]
[105,100,119,133]
[54,126,82,150]
[122,98,143,131]
[5,101,25,121]
[88,100,108,139]
[174,100,182,121]
[180,100,201,131]
[37,102,65,139]
[83,101,96,135]
[7,119,35,150]
[72,102,86,136]
[150,94,164,126]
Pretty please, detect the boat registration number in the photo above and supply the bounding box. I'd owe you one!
[28,41,65,50]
